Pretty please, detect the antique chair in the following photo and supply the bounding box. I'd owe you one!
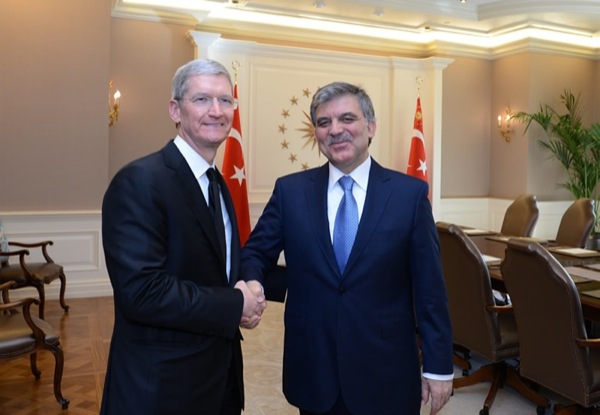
[0,281,69,409]
[500,194,539,237]
[502,238,600,414]
[0,221,69,319]
[436,222,549,415]
[554,198,595,248]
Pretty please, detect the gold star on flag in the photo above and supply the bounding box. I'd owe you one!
[290,96,299,105]
[281,109,290,118]
[281,139,289,149]
[289,153,297,163]
[278,124,287,134]
[303,88,311,97]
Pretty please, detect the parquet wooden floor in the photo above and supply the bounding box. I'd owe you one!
[0,297,111,415]
[0,296,535,415]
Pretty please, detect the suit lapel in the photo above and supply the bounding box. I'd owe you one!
[306,164,342,277]
[161,142,230,281]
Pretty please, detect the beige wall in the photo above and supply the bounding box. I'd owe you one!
[1,0,111,211]
[108,18,194,177]
[441,56,493,197]
[489,54,531,198]
[2,1,600,214]
[488,53,598,200]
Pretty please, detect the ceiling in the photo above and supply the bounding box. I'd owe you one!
[112,0,600,58]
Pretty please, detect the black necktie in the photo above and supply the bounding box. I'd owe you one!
[206,168,226,259]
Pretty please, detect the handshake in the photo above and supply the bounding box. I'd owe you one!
[234,280,268,329]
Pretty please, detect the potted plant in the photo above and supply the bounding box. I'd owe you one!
[512,89,600,241]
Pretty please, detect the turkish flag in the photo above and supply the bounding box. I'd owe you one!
[221,84,251,246]
[406,97,429,182]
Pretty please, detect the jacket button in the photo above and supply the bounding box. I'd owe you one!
[339,287,346,295]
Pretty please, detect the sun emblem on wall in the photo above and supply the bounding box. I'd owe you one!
[278,87,321,171]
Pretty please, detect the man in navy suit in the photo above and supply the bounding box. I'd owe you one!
[242,82,453,414]
[100,59,266,415]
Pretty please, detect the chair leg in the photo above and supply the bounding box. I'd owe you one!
[504,365,550,409]
[30,352,41,379]
[46,342,69,409]
[453,363,497,389]
[453,351,472,375]
[553,404,600,414]
[34,284,46,319]
[452,344,471,376]
[58,270,69,313]
[453,362,550,414]
[482,363,504,413]
[453,363,502,414]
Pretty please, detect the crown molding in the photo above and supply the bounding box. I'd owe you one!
[111,1,600,60]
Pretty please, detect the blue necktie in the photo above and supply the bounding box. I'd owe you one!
[333,176,358,274]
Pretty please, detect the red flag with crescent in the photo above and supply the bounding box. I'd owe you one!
[221,84,251,246]
[406,97,429,182]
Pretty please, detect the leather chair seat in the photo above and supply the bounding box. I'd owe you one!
[0,314,58,356]
[0,262,63,285]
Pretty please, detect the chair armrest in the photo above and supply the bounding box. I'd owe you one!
[0,282,43,341]
[0,281,17,291]
[9,240,55,263]
[575,338,600,348]
[0,299,44,342]
[0,249,35,277]
[486,304,514,314]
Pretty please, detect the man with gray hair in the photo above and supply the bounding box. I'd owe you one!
[242,81,453,414]
[100,58,266,415]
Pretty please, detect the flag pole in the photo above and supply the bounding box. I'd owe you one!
[231,60,240,85]
[415,76,423,98]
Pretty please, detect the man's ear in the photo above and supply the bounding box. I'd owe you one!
[168,99,181,124]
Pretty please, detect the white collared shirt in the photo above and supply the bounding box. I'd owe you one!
[174,136,232,279]
[327,156,371,242]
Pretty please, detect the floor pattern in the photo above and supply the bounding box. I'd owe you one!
[0,297,537,414]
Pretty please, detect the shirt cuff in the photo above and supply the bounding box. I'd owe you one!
[423,372,454,381]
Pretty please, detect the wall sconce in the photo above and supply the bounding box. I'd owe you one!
[108,80,121,127]
[497,107,513,142]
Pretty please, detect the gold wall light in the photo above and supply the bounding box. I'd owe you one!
[497,107,513,142]
[108,80,121,127]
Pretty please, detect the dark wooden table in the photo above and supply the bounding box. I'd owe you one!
[468,234,600,321]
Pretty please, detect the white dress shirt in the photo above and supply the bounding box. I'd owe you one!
[174,136,232,279]
[327,157,370,241]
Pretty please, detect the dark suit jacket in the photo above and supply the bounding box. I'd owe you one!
[100,140,244,415]
[242,160,453,415]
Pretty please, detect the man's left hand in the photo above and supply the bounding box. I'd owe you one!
[421,377,452,415]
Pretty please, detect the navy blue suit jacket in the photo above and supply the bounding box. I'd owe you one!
[100,140,244,414]
[242,160,453,414]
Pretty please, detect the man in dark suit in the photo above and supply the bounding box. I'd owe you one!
[100,59,266,415]
[241,82,453,415]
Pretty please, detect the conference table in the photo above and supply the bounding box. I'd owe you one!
[463,230,600,321]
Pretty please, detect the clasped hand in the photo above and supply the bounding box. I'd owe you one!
[235,280,267,329]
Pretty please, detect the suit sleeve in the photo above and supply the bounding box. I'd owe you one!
[241,178,285,284]
[102,163,243,339]
[409,183,454,376]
